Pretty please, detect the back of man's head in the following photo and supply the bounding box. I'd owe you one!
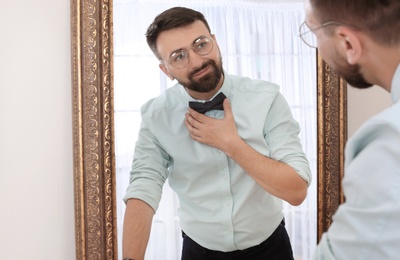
[310,0,400,46]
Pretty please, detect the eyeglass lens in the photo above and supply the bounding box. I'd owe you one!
[300,22,318,48]
[169,37,213,68]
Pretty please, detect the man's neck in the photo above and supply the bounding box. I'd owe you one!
[362,43,400,92]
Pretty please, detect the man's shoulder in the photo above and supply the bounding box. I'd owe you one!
[227,74,280,94]
[376,101,400,128]
[140,85,182,117]
[359,102,400,134]
[346,102,400,159]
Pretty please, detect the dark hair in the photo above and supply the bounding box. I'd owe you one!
[310,0,400,46]
[145,7,212,59]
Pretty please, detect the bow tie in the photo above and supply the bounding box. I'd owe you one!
[188,92,226,114]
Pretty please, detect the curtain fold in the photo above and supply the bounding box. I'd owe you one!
[114,1,316,259]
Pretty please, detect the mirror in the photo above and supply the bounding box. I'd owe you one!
[71,0,347,259]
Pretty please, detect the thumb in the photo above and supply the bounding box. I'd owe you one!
[223,98,233,117]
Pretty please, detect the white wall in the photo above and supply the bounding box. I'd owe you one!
[348,85,392,136]
[0,0,75,259]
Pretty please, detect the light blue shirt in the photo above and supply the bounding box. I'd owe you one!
[314,64,400,259]
[124,74,311,251]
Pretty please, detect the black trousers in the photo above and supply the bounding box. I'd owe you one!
[181,219,294,260]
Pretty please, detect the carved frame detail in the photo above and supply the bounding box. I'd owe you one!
[71,0,117,259]
[71,1,346,258]
[317,53,347,241]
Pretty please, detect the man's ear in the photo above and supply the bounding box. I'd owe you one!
[211,34,217,43]
[159,63,175,80]
[336,26,362,65]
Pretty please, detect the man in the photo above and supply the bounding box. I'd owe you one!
[301,0,400,259]
[122,7,311,260]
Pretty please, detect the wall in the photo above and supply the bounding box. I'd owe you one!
[0,0,75,259]
[348,86,392,137]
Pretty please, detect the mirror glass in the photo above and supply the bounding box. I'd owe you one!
[113,1,316,259]
[70,0,346,259]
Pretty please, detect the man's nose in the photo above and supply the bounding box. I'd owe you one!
[187,48,204,67]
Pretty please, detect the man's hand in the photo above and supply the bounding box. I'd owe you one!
[185,97,308,205]
[185,98,240,154]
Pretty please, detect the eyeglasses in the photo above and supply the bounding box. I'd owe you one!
[161,36,214,69]
[299,21,344,48]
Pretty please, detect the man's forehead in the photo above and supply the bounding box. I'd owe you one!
[157,21,210,54]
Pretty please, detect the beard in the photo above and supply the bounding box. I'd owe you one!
[331,51,373,89]
[176,57,223,93]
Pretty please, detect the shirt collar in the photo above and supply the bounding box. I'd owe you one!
[391,63,400,104]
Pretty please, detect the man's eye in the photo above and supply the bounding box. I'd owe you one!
[172,52,186,62]
[196,41,208,49]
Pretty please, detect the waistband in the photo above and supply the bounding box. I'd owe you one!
[181,218,286,256]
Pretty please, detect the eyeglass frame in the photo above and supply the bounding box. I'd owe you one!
[159,36,214,69]
[299,20,350,48]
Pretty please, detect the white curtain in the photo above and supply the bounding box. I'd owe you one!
[114,1,317,259]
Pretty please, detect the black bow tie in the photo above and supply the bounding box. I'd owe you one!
[188,92,226,114]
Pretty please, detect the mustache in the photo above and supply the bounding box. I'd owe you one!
[189,60,214,78]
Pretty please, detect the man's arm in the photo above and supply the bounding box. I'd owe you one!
[221,132,307,206]
[122,198,155,260]
[185,98,308,206]
[314,123,400,259]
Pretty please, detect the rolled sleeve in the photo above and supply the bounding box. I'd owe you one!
[123,119,171,212]
[265,92,312,185]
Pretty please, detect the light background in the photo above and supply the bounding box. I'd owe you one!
[0,0,391,259]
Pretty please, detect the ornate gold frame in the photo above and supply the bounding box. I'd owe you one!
[70,0,346,259]
[316,53,347,239]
